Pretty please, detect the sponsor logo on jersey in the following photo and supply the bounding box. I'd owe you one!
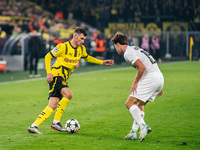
[64,58,79,63]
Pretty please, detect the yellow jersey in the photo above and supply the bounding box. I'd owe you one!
[45,41,103,82]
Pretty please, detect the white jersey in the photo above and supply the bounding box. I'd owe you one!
[124,46,164,102]
[124,46,162,78]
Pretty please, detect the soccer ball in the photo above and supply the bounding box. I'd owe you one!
[65,119,80,134]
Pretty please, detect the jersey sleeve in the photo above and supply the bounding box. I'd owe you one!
[45,43,65,74]
[80,45,88,58]
[84,55,103,65]
[49,43,65,57]
[124,47,139,65]
[81,45,103,65]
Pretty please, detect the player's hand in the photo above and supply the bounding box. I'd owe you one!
[157,90,163,96]
[130,82,138,95]
[103,60,114,66]
[46,73,54,83]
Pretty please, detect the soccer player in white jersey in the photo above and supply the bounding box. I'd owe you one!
[111,32,164,142]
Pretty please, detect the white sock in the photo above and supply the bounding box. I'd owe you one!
[131,120,139,132]
[141,111,145,117]
[53,120,59,124]
[129,105,146,129]
[132,110,145,132]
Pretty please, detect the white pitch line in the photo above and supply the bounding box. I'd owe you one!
[0,77,45,85]
[0,66,130,85]
[0,61,190,85]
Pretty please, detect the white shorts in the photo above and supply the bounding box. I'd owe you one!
[130,72,164,102]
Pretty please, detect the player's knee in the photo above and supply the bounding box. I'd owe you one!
[63,91,73,100]
[48,98,60,110]
[67,92,73,100]
[125,97,138,109]
[61,88,73,100]
[125,101,129,109]
[125,100,132,109]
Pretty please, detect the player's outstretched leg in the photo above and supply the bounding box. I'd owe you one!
[124,130,137,140]
[28,126,42,134]
[28,106,54,134]
[51,121,67,132]
[138,124,151,142]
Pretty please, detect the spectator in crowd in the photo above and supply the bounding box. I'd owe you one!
[0,26,6,38]
[28,30,42,77]
[150,35,162,63]
[127,5,135,22]
[12,26,22,36]
[110,4,118,22]
[128,35,134,45]
[0,20,14,38]
[141,34,150,52]
[0,26,7,55]
[105,34,114,59]
[20,21,31,33]
[134,4,142,22]
[192,34,200,60]
[20,33,30,71]
[46,34,56,53]
[95,33,106,58]
[83,36,92,54]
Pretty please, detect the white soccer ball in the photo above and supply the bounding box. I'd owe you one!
[65,119,80,134]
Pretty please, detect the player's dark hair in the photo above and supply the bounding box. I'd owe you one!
[111,32,128,45]
[74,27,87,36]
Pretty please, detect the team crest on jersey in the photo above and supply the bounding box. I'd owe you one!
[52,47,59,55]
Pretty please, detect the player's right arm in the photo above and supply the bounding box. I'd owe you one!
[45,52,54,83]
[130,59,146,95]
[45,44,63,83]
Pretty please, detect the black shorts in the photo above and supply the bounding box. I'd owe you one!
[48,76,69,100]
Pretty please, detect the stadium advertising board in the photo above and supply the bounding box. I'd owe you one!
[104,22,188,36]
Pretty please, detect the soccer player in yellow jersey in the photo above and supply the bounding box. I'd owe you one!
[28,27,114,134]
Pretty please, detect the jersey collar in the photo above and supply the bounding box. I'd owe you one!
[69,41,78,49]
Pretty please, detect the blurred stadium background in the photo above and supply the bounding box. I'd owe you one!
[0,0,199,72]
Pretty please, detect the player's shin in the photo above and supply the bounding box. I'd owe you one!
[33,106,54,127]
[129,105,146,129]
[132,111,145,131]
[53,97,70,122]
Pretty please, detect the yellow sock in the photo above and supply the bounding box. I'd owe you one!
[54,97,70,121]
[33,106,54,126]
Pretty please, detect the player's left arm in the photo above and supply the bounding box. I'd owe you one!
[103,59,114,66]
[83,55,114,66]
[81,46,114,66]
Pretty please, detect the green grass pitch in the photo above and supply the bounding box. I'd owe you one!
[0,61,200,150]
